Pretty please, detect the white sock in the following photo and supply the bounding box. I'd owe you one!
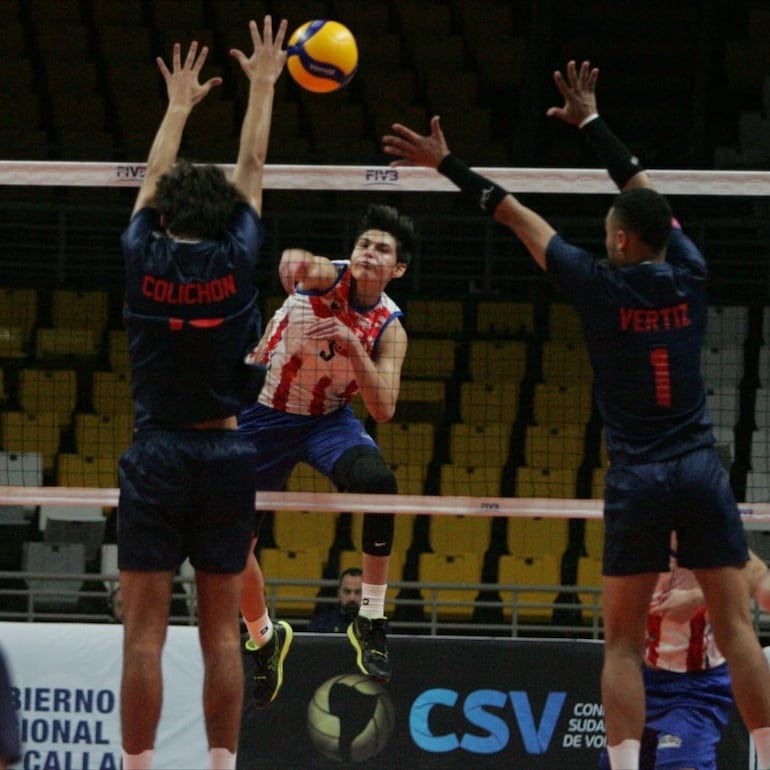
[245,612,272,648]
[209,747,236,770]
[752,727,770,769]
[607,739,640,770]
[359,582,387,619]
[122,749,154,770]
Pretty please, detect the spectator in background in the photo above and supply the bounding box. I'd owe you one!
[0,646,21,770]
[117,17,286,770]
[308,567,363,633]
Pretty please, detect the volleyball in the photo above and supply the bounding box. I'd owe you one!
[286,20,359,93]
[306,673,395,762]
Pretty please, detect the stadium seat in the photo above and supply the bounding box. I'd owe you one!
[18,368,77,428]
[583,518,605,560]
[506,516,569,559]
[107,330,130,373]
[532,383,594,428]
[745,471,770,503]
[404,299,464,336]
[34,328,100,361]
[1,411,61,474]
[0,288,37,344]
[705,386,740,429]
[418,550,484,620]
[439,464,502,497]
[576,556,604,623]
[514,467,578,498]
[376,422,435,467]
[273,510,338,551]
[704,305,749,348]
[286,463,334,493]
[428,514,492,555]
[40,505,106,563]
[73,412,134,464]
[91,371,133,417]
[56,453,117,488]
[22,540,85,612]
[701,345,744,389]
[51,289,110,333]
[0,450,43,487]
[524,424,586,470]
[448,422,511,468]
[400,338,457,380]
[540,340,592,384]
[548,303,583,343]
[0,326,28,359]
[393,379,446,423]
[259,546,324,616]
[459,381,519,425]
[497,553,561,621]
[475,301,535,338]
[751,430,770,473]
[468,340,528,383]
[387,462,429,495]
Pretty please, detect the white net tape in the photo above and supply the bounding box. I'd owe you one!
[1,487,769,526]
[3,161,770,195]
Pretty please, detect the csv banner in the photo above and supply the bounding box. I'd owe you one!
[2,622,207,770]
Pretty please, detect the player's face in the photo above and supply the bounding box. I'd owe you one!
[604,208,626,268]
[350,229,406,286]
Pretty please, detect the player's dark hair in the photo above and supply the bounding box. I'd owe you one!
[355,204,417,266]
[155,160,243,240]
[610,188,673,253]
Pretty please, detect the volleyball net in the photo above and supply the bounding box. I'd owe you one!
[0,161,769,617]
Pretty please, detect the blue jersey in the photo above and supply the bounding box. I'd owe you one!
[121,203,265,428]
[546,227,714,464]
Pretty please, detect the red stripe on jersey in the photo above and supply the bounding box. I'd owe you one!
[310,376,332,415]
[272,354,303,411]
[686,609,707,671]
[262,314,290,364]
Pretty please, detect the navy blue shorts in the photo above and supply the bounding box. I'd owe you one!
[118,428,258,573]
[238,402,379,491]
[598,663,732,770]
[603,446,748,576]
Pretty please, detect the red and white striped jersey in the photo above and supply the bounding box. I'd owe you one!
[644,565,724,673]
[257,262,403,416]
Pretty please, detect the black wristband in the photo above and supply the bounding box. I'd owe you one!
[437,154,507,215]
[580,115,644,189]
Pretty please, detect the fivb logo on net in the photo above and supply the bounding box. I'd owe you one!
[363,168,400,187]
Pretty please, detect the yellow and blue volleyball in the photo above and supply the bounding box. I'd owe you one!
[287,20,358,93]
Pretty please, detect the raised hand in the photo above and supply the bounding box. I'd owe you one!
[546,59,599,126]
[156,41,222,109]
[382,115,450,168]
[230,16,288,85]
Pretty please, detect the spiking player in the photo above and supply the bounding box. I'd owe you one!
[238,203,417,698]
[383,60,770,770]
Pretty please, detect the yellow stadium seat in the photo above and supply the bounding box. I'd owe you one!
[524,424,586,470]
[540,340,592,384]
[459,381,519,425]
[388,462,428,495]
[591,467,607,499]
[107,330,130,372]
[259,546,324,616]
[377,422,435,467]
[506,517,569,559]
[400,338,457,379]
[439,464,502,497]
[91,370,133,416]
[18,368,77,429]
[468,340,528,383]
[475,300,534,338]
[577,556,604,623]
[418,551,484,620]
[583,518,605,560]
[532,383,594,427]
[1,411,61,475]
[515,467,577,498]
[404,299,464,336]
[56,453,117,488]
[35,328,100,360]
[73,412,134,463]
[449,422,511,467]
[428,514,492,555]
[51,289,109,333]
[0,326,28,359]
[548,303,583,343]
[273,509,337,551]
[0,288,37,344]
[394,379,446,423]
[498,553,561,620]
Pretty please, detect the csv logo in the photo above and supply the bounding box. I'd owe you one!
[364,168,399,184]
[116,165,146,181]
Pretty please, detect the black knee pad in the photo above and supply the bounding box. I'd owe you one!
[332,445,396,556]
